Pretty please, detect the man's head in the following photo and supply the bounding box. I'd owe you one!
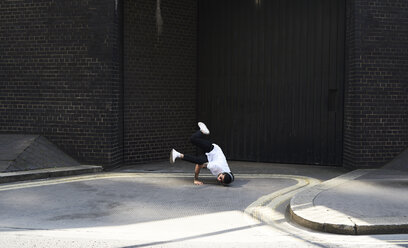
[217,172,234,185]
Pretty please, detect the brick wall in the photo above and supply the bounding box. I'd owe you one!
[123,0,197,164]
[344,0,408,168]
[2,0,406,169]
[0,0,123,167]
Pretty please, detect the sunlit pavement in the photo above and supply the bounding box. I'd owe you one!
[0,162,407,248]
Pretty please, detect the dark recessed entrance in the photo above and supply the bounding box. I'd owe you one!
[198,0,345,165]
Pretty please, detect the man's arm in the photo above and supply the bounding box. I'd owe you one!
[194,163,206,185]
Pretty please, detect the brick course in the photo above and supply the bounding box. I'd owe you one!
[123,0,197,164]
[0,0,123,167]
[344,0,408,168]
[0,0,197,168]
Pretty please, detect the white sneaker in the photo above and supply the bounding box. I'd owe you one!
[170,149,180,164]
[198,122,210,135]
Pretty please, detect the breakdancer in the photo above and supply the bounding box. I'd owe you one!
[170,122,234,186]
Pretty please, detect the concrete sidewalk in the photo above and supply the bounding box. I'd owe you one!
[0,165,103,183]
[289,150,408,235]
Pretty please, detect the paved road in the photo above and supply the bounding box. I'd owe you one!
[0,162,407,247]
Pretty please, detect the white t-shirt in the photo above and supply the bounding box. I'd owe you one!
[205,144,231,176]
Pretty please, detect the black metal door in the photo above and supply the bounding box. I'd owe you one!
[198,0,345,165]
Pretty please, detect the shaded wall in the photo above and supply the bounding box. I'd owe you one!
[344,0,408,168]
[123,0,197,163]
[1,0,407,169]
[0,0,123,167]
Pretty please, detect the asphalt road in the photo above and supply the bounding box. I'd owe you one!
[0,162,407,248]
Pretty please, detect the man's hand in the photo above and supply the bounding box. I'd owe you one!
[193,179,203,185]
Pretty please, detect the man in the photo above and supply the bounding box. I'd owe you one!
[170,122,234,186]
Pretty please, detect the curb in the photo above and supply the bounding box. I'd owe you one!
[244,175,321,224]
[289,169,408,235]
[0,165,103,184]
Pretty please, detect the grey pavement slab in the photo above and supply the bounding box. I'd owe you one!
[0,135,80,172]
[290,168,408,235]
[0,161,10,171]
[0,135,37,160]
[383,148,408,172]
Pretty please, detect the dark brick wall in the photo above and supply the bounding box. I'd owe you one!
[2,0,406,169]
[0,0,123,167]
[344,0,408,168]
[123,0,197,164]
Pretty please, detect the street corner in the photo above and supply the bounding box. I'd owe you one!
[289,169,408,235]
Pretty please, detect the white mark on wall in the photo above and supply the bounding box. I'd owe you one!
[156,0,163,38]
[115,0,118,13]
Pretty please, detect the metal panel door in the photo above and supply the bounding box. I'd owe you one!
[198,0,345,165]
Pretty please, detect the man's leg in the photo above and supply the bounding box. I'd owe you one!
[182,154,208,165]
[190,130,213,153]
[170,122,213,164]
[170,149,208,164]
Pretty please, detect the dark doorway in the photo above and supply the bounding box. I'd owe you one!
[198,0,345,165]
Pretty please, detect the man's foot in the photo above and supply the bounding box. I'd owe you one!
[198,122,210,135]
[170,149,181,164]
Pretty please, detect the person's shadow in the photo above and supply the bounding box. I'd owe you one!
[194,178,249,188]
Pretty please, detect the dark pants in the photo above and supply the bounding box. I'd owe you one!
[182,131,214,165]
